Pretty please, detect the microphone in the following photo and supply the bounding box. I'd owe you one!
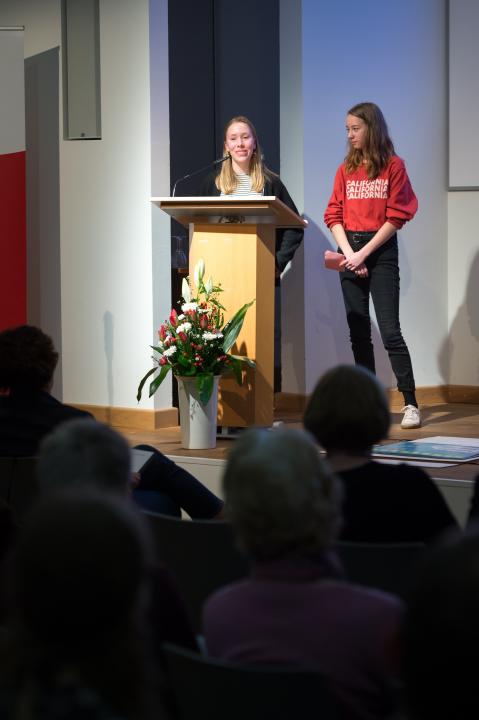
[172,155,229,197]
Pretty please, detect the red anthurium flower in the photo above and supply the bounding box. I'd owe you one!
[169,308,178,327]
[159,357,168,366]
[200,314,208,330]
[178,332,187,343]
[159,324,167,341]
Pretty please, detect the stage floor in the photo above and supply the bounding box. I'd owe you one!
[119,401,479,527]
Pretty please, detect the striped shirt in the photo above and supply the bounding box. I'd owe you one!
[221,172,264,198]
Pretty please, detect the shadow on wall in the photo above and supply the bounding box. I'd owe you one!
[439,249,479,386]
[294,217,394,394]
[281,240,305,393]
[104,311,114,408]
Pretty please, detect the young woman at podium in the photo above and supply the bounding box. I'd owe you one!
[200,116,303,393]
[201,115,303,281]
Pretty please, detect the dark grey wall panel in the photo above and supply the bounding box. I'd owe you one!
[168,0,279,192]
[213,0,280,173]
[168,0,215,196]
[25,48,63,396]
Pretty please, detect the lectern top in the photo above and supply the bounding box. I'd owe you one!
[151,196,307,229]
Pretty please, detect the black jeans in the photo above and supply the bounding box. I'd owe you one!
[132,444,223,519]
[339,231,416,394]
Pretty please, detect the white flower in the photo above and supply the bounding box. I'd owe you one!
[203,331,223,341]
[205,276,213,294]
[197,308,209,314]
[177,313,185,321]
[194,258,205,287]
[176,322,192,334]
[181,278,191,303]
[156,340,164,350]
[181,302,198,313]
[163,346,177,357]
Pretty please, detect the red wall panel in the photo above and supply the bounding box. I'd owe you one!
[0,150,26,330]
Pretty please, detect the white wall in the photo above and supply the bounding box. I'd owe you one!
[0,0,172,410]
[447,193,479,385]
[282,0,449,394]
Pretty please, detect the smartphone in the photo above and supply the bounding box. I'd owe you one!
[131,448,155,474]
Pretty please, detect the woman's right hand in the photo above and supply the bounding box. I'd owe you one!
[354,263,369,278]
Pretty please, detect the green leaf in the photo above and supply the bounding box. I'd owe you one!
[137,367,157,402]
[227,356,244,386]
[230,353,256,369]
[222,300,255,353]
[148,364,171,397]
[197,373,214,405]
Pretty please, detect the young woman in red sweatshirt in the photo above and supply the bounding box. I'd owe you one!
[324,102,420,429]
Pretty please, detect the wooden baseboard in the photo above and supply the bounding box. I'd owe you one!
[277,385,479,414]
[73,385,479,431]
[274,392,308,413]
[447,385,479,404]
[388,386,450,409]
[73,404,178,431]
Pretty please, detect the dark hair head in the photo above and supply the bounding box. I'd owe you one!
[403,526,479,720]
[345,101,395,179]
[5,489,154,719]
[10,488,152,654]
[303,364,390,453]
[222,428,342,562]
[37,418,132,495]
[0,325,58,391]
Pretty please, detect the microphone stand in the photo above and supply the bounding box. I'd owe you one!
[172,155,229,197]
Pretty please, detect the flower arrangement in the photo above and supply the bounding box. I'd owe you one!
[137,259,255,405]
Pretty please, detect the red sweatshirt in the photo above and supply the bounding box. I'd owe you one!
[324,155,418,232]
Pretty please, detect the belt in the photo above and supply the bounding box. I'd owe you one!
[346,231,376,243]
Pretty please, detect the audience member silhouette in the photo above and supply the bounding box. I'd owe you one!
[0,324,223,518]
[37,417,198,652]
[466,473,479,525]
[0,490,167,720]
[203,427,403,720]
[402,526,479,720]
[303,365,457,543]
[0,324,89,456]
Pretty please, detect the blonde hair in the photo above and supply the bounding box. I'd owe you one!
[216,115,269,194]
[344,102,395,180]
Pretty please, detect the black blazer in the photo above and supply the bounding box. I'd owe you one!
[0,390,92,457]
[200,171,304,273]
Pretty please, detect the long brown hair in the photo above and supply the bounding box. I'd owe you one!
[344,102,395,180]
[216,115,269,194]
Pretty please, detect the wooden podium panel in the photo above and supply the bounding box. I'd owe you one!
[152,197,306,428]
[189,223,275,427]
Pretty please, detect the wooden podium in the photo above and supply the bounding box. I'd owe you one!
[151,197,306,428]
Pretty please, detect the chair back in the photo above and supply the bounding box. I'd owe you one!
[162,643,339,720]
[0,457,39,518]
[337,541,426,598]
[144,512,249,633]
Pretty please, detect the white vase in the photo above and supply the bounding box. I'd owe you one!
[176,376,219,449]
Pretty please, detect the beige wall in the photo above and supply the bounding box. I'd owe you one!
[0,0,172,411]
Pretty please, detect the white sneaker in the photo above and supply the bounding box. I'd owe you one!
[401,405,421,429]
